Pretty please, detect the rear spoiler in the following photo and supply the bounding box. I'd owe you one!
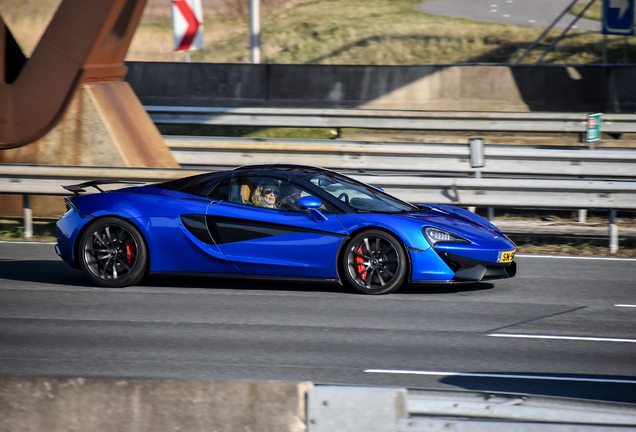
[62,180,145,196]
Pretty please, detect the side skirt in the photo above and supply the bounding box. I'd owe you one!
[149,272,343,285]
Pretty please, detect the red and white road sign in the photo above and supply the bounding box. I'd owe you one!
[172,0,203,51]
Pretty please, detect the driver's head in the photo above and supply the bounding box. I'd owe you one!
[284,184,302,200]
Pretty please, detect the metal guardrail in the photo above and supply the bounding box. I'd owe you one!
[0,164,633,251]
[146,106,636,135]
[307,386,636,432]
[1,165,635,209]
[166,136,636,180]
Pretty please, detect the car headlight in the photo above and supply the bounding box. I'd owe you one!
[423,227,469,245]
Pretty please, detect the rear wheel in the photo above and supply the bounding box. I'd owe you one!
[343,229,407,294]
[78,217,147,288]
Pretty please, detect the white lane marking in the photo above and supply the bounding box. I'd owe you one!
[516,254,636,262]
[489,333,636,343]
[364,369,636,384]
[616,304,636,308]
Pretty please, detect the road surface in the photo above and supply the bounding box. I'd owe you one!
[1,241,635,404]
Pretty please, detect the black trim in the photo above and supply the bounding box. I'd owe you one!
[206,215,346,245]
[437,250,513,269]
[181,214,215,244]
[150,272,342,285]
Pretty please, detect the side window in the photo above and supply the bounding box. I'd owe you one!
[227,176,259,205]
[208,179,230,201]
[278,182,316,213]
[224,176,335,214]
[169,172,227,197]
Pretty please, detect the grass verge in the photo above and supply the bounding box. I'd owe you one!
[4,0,636,65]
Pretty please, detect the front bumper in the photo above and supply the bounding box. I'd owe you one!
[438,250,516,282]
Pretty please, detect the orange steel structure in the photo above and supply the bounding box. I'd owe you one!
[1,0,176,166]
[0,0,178,217]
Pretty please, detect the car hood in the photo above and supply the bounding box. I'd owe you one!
[397,205,505,241]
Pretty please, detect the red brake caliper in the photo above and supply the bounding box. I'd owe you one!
[126,243,135,266]
[355,247,367,281]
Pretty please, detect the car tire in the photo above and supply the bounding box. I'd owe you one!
[343,229,407,294]
[78,217,148,288]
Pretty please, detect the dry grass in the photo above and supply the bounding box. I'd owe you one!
[4,0,635,64]
[516,242,636,258]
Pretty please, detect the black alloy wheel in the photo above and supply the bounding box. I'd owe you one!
[343,229,407,294]
[78,217,148,288]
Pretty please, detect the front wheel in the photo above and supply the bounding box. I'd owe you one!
[343,229,407,294]
[78,217,148,288]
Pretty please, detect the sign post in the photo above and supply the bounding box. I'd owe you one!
[587,113,603,149]
[172,0,203,61]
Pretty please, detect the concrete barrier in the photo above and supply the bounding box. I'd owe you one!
[0,376,312,432]
[125,62,636,113]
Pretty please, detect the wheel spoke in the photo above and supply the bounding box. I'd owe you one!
[101,256,113,278]
[374,268,386,286]
[364,268,373,288]
[104,227,114,247]
[95,253,111,262]
[115,227,125,245]
[115,256,132,272]
[93,232,108,248]
[363,238,372,255]
[382,267,395,278]
[86,247,109,254]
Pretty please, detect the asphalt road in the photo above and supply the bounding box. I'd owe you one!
[417,0,600,32]
[1,241,636,404]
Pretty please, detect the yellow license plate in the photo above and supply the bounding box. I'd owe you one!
[498,249,516,263]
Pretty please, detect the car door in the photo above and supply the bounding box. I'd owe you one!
[206,175,349,279]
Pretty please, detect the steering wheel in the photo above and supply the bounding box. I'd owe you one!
[337,192,349,205]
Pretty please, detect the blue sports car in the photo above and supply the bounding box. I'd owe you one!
[55,164,516,294]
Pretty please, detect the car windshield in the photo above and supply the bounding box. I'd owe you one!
[308,172,419,213]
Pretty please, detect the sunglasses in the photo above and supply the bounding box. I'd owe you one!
[263,188,279,196]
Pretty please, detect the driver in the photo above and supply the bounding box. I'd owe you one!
[280,184,303,211]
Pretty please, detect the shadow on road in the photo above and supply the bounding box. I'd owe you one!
[0,258,496,296]
[141,275,496,296]
[0,259,87,287]
[439,373,636,404]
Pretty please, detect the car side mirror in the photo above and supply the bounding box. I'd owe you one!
[298,196,322,210]
[298,196,328,223]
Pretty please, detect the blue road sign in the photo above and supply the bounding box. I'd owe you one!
[603,0,635,35]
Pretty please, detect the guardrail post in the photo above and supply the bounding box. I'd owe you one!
[609,210,618,254]
[23,194,33,239]
[578,209,587,223]
[469,138,484,214]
